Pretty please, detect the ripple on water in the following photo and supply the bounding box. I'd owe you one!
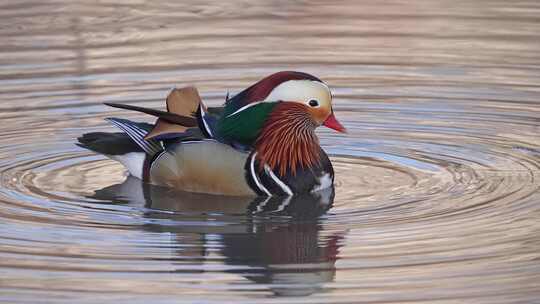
[0,95,539,302]
[1,1,540,302]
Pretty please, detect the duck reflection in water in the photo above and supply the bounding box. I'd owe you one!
[91,176,344,297]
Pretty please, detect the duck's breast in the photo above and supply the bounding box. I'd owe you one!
[149,140,256,196]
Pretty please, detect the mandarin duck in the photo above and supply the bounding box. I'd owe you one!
[78,71,346,196]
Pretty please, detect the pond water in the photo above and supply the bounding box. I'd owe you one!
[1,1,540,303]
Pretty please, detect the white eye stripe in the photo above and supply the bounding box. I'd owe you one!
[265,80,331,104]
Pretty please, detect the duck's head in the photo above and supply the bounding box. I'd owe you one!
[225,71,346,133]
[219,71,346,176]
[261,72,346,133]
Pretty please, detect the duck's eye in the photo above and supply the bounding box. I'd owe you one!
[308,99,319,107]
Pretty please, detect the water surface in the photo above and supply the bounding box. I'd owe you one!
[1,1,540,303]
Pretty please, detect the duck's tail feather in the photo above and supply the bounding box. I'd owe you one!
[76,131,142,155]
[77,130,149,180]
[104,102,198,127]
[105,118,163,156]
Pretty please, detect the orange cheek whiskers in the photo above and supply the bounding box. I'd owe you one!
[255,102,321,176]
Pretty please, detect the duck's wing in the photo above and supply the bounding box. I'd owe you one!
[105,87,219,141]
[79,87,224,180]
[78,119,157,155]
[105,118,163,156]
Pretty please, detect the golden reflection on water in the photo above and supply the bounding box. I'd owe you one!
[0,0,540,303]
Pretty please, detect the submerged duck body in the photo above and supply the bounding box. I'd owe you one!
[78,71,345,196]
